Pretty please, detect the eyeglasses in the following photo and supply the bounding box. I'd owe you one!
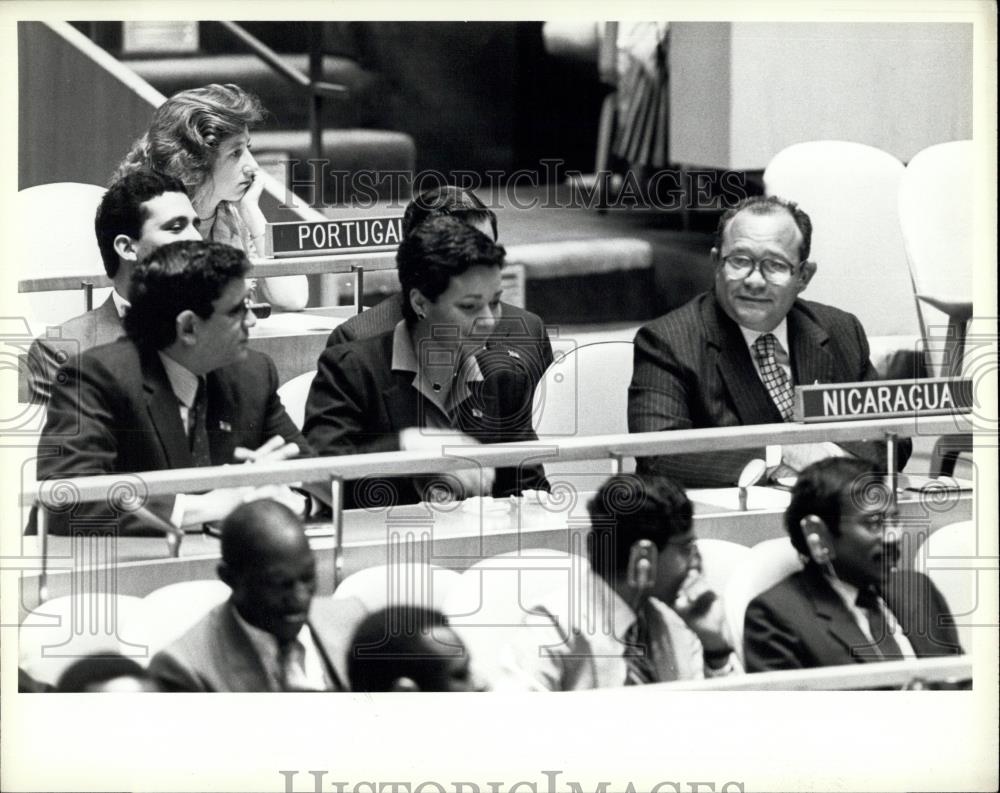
[224,297,271,320]
[722,254,799,285]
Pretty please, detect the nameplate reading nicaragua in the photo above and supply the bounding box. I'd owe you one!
[794,378,973,422]
[264,215,403,258]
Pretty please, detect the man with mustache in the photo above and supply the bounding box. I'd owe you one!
[36,240,310,535]
[743,458,963,671]
[498,472,740,690]
[628,195,910,488]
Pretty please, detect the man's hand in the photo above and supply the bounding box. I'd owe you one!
[672,569,734,667]
[233,435,300,464]
[400,427,496,500]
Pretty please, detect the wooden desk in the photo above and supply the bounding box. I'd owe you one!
[18,486,972,615]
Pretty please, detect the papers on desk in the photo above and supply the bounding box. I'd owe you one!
[250,312,346,337]
[900,474,973,492]
[688,486,793,513]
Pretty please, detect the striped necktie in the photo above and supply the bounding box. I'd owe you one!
[752,333,795,420]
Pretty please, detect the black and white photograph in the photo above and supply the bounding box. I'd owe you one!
[1,2,996,791]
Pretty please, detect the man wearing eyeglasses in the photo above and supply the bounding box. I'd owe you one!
[36,240,312,535]
[743,458,962,672]
[628,195,910,488]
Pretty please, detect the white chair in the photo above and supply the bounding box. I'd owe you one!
[18,593,146,686]
[724,537,804,664]
[898,140,975,475]
[444,549,589,685]
[531,340,635,486]
[16,183,110,330]
[121,579,232,666]
[912,520,993,654]
[764,141,922,378]
[332,562,461,615]
[277,370,316,428]
[696,539,751,606]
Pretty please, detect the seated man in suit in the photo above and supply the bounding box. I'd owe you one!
[27,169,202,403]
[36,240,310,535]
[326,184,553,390]
[305,216,547,507]
[628,195,910,488]
[348,606,486,692]
[743,458,962,672]
[149,500,362,691]
[498,473,740,690]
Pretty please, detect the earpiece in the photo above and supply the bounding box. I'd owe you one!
[626,539,657,593]
[801,516,834,566]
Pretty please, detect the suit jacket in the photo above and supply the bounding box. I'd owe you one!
[304,329,548,508]
[35,337,312,535]
[326,295,554,390]
[26,295,124,404]
[628,291,911,487]
[743,565,962,673]
[147,597,365,692]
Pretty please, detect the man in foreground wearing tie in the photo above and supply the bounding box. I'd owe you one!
[743,458,962,672]
[27,169,203,403]
[36,239,310,535]
[628,195,909,488]
[149,500,361,691]
[498,473,740,690]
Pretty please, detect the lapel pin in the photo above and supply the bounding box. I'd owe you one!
[507,350,521,359]
[472,408,484,419]
[218,421,232,432]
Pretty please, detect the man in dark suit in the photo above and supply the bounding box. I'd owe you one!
[628,195,910,488]
[149,500,363,691]
[743,458,962,673]
[326,185,554,389]
[36,240,310,536]
[27,169,202,404]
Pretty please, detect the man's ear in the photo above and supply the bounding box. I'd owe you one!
[390,676,420,693]
[175,310,200,347]
[801,515,835,564]
[114,234,139,263]
[797,259,817,289]
[409,288,429,320]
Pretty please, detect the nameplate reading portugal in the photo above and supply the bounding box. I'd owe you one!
[265,215,404,258]
[794,378,973,422]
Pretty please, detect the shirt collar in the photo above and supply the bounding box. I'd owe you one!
[157,352,200,409]
[825,574,862,611]
[390,320,485,410]
[111,289,130,319]
[230,602,308,664]
[738,317,789,356]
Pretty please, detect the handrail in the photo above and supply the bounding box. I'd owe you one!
[26,414,973,506]
[651,655,972,691]
[17,251,397,294]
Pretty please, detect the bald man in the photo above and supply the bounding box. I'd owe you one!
[148,500,363,692]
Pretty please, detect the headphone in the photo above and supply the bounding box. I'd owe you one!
[801,515,835,567]
[626,539,658,593]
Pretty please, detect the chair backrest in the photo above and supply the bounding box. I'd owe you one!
[531,340,635,476]
[16,182,110,329]
[911,520,979,653]
[332,563,461,614]
[696,539,751,605]
[898,140,975,372]
[763,141,920,339]
[444,549,589,685]
[123,579,232,665]
[18,593,147,685]
[277,370,316,428]
[724,537,804,664]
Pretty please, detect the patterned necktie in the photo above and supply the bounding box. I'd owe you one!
[188,377,211,467]
[277,638,310,691]
[752,333,795,420]
[623,603,657,686]
[856,587,904,662]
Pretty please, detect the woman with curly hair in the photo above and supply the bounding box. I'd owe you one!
[116,83,307,310]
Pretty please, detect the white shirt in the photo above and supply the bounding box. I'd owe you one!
[111,289,130,319]
[739,319,792,385]
[157,353,201,528]
[230,605,330,691]
[827,576,916,660]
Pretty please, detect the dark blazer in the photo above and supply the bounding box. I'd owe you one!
[35,337,312,535]
[743,565,962,673]
[26,295,124,404]
[326,295,555,390]
[628,291,911,487]
[304,329,548,508]
[148,597,365,692]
